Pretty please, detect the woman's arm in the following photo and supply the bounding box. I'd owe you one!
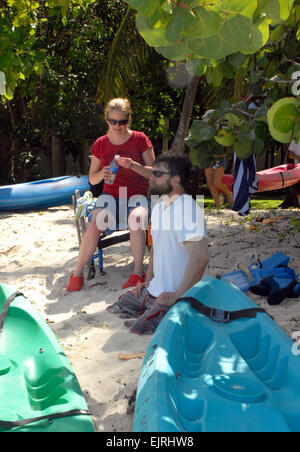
[89,155,112,185]
[117,147,155,179]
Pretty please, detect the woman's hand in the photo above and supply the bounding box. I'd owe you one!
[101,165,113,181]
[117,157,133,169]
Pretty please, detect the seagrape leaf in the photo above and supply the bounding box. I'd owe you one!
[272,103,299,133]
[233,140,253,159]
[165,6,194,43]
[191,120,217,142]
[136,12,171,47]
[212,0,258,20]
[255,0,294,25]
[189,147,201,166]
[185,59,207,76]
[239,16,269,55]
[267,97,300,143]
[215,129,235,146]
[224,113,240,127]
[0,71,6,95]
[198,149,214,169]
[185,136,202,150]
[126,0,157,17]
[156,38,189,61]
[187,15,254,60]
[253,139,265,156]
[184,6,224,39]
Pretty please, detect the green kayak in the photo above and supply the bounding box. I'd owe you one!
[0,283,95,432]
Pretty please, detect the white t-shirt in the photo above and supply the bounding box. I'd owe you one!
[147,194,208,297]
[289,140,300,163]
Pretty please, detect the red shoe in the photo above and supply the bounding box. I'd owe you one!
[122,272,145,289]
[67,274,84,292]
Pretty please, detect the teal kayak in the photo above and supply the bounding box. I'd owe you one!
[134,277,300,432]
[0,283,95,432]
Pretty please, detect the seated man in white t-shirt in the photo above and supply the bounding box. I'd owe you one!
[288,140,300,206]
[107,152,209,334]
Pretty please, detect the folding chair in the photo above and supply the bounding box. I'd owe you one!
[72,189,130,279]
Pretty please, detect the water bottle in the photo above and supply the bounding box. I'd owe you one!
[105,154,120,185]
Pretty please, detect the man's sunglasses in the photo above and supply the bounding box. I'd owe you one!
[107,118,129,126]
[152,170,170,178]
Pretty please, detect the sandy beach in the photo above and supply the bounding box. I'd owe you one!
[0,204,300,431]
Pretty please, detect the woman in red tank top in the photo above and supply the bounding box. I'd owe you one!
[67,98,155,292]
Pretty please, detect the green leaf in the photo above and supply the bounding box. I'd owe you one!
[185,6,224,39]
[187,15,250,60]
[253,139,265,156]
[255,0,294,25]
[198,148,213,169]
[185,59,207,77]
[267,97,300,143]
[190,120,217,141]
[233,140,253,159]
[272,103,299,133]
[165,6,194,43]
[136,12,171,47]
[126,0,158,17]
[239,15,269,55]
[212,0,258,20]
[189,147,201,166]
[214,129,235,146]
[33,61,43,75]
[224,113,240,127]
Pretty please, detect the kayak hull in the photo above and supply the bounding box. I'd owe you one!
[0,175,89,211]
[134,277,300,432]
[0,283,95,432]
[222,163,300,193]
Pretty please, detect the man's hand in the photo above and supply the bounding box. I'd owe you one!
[155,292,177,307]
[131,281,148,298]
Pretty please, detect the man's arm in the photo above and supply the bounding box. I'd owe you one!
[155,237,209,306]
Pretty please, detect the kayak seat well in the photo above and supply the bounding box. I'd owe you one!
[1,305,74,413]
[230,324,289,390]
[24,357,69,411]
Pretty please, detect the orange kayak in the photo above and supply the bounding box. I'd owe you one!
[222,163,300,193]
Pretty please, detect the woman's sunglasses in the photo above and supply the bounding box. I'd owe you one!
[107,118,129,126]
[152,170,170,178]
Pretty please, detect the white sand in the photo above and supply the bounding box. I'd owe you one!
[0,205,300,431]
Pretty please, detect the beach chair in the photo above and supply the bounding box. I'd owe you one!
[72,189,130,280]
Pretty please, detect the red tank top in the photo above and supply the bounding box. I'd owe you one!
[90,130,152,198]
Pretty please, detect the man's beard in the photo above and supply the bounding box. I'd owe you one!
[148,180,173,196]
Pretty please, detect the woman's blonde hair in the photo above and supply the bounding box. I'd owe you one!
[104,98,132,126]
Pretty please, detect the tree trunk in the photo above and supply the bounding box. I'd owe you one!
[162,116,169,152]
[171,75,200,155]
[51,135,61,177]
[78,141,87,174]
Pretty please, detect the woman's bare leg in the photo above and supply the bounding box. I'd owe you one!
[214,166,234,208]
[205,168,221,208]
[73,208,105,277]
[128,207,148,276]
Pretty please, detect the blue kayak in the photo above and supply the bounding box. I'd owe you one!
[0,175,89,211]
[134,277,300,432]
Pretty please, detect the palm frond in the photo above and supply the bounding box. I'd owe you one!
[97,7,153,105]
